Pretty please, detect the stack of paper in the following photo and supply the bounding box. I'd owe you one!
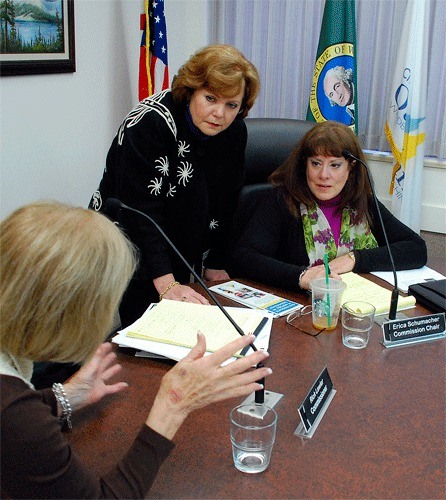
[113,299,272,363]
[371,266,446,293]
[341,272,416,315]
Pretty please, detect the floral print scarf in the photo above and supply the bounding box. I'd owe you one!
[300,203,378,266]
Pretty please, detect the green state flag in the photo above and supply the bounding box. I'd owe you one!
[306,0,358,132]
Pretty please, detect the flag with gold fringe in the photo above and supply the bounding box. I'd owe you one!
[139,0,169,100]
[306,0,358,133]
[385,0,428,233]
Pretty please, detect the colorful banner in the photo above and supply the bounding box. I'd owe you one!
[139,0,169,100]
[306,0,357,133]
[385,0,428,233]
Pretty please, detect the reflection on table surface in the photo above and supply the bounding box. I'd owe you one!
[67,277,446,499]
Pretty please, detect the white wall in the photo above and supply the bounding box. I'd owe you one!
[367,155,446,234]
[0,0,209,218]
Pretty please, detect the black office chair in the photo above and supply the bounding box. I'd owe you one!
[228,118,314,261]
[244,118,315,186]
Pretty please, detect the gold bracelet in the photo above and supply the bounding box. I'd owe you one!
[159,280,179,301]
[348,251,356,265]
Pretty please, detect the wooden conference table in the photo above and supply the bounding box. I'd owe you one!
[67,276,445,499]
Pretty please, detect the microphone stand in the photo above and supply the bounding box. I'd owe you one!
[105,199,271,404]
[342,151,400,321]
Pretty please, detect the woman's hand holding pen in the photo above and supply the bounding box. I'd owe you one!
[146,332,272,440]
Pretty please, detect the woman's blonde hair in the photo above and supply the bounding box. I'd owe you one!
[0,201,136,363]
[172,44,260,118]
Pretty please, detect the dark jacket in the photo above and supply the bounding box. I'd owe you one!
[0,375,174,498]
[90,90,246,285]
[231,187,427,291]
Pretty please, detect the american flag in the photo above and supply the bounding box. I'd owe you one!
[139,0,169,100]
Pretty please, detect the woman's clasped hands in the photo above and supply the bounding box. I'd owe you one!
[299,253,355,290]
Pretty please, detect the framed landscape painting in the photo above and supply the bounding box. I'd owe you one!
[0,0,75,76]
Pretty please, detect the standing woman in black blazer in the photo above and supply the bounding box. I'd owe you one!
[90,45,260,328]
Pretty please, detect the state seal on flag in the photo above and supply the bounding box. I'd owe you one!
[308,43,355,129]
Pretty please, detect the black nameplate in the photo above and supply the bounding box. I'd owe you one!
[383,313,446,343]
[298,366,333,432]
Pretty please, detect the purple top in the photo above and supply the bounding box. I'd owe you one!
[317,196,342,246]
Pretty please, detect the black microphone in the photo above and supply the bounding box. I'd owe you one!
[104,198,266,403]
[342,150,399,320]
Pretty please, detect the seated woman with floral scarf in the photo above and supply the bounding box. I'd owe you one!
[231,121,427,292]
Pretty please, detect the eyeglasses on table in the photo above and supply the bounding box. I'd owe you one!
[286,305,326,337]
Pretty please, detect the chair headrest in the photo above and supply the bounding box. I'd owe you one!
[244,118,314,185]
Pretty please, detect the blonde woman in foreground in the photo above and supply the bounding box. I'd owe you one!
[0,201,271,498]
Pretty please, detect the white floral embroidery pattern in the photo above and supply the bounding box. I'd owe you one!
[167,184,176,197]
[155,156,169,175]
[177,161,193,186]
[148,177,163,195]
[209,219,219,230]
[178,140,190,157]
[91,191,102,211]
[117,90,176,145]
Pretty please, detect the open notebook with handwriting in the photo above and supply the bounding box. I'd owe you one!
[341,272,416,315]
[112,299,272,362]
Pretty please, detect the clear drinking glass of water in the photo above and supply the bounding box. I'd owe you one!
[341,301,376,349]
[229,403,277,473]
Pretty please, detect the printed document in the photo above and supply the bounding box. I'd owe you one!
[209,280,303,317]
[371,266,446,293]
